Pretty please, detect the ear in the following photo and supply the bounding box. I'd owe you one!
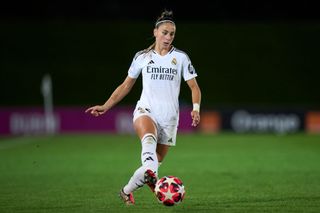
[153,28,157,37]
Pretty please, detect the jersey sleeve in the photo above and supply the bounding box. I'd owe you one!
[182,54,198,81]
[128,51,144,79]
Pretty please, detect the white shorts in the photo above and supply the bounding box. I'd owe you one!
[133,105,178,146]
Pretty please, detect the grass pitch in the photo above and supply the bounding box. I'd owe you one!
[0,133,320,213]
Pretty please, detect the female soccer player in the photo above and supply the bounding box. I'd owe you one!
[85,10,201,205]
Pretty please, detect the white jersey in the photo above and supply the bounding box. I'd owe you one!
[128,47,198,126]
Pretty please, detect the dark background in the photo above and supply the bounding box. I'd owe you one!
[1,0,319,109]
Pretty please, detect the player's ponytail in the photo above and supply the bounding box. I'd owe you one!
[145,42,156,53]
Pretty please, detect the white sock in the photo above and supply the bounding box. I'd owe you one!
[122,134,159,194]
[141,133,158,175]
[123,166,145,194]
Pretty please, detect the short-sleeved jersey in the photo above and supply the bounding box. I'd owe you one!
[128,46,198,126]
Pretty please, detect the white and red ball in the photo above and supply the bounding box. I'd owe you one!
[154,176,185,206]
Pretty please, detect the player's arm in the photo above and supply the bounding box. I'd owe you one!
[85,76,136,116]
[186,78,201,126]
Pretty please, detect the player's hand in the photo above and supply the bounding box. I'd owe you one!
[85,105,107,117]
[191,110,200,127]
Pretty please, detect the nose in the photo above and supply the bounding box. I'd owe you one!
[165,34,173,40]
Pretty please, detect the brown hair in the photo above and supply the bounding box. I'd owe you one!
[155,10,174,28]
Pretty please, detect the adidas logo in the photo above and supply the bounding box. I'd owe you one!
[144,157,154,162]
[148,60,155,65]
[168,138,173,143]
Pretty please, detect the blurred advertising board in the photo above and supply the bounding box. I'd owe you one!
[1,107,319,135]
[199,111,221,133]
[221,109,305,134]
[0,106,194,135]
[305,111,320,134]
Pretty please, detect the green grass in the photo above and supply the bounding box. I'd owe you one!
[0,133,320,213]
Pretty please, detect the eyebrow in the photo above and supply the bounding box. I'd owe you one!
[162,29,175,33]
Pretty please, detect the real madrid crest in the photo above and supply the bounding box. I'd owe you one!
[171,58,177,65]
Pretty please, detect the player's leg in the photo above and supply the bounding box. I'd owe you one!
[119,188,135,205]
[120,165,145,205]
[120,115,158,202]
[156,143,170,163]
[134,115,159,190]
[153,144,170,190]
[134,115,158,173]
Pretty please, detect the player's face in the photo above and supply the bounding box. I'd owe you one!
[154,22,176,49]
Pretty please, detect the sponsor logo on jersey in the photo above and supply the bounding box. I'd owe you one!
[147,66,177,81]
[146,66,178,75]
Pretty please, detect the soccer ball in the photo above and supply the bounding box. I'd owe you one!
[154,175,185,206]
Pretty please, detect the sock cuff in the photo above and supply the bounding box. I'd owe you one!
[141,133,157,143]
